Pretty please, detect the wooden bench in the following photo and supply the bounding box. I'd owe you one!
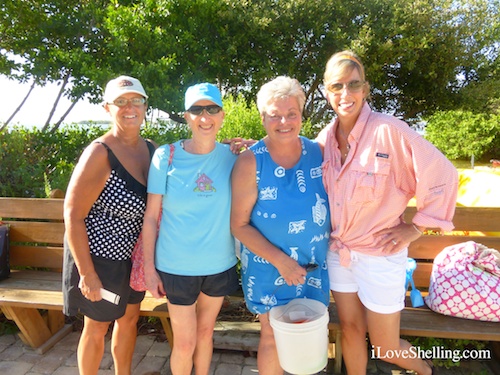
[0,197,173,354]
[328,206,500,373]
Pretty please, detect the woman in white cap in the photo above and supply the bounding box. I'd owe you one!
[63,75,156,375]
[142,83,241,375]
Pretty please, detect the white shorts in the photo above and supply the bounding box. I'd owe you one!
[327,249,407,314]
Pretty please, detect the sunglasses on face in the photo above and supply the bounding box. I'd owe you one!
[109,97,147,107]
[187,105,222,116]
[327,80,365,94]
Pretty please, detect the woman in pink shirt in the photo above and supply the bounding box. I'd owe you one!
[317,51,458,375]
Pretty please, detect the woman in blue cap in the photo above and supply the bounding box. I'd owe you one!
[141,83,241,375]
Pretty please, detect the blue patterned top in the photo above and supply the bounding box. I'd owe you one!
[241,136,331,314]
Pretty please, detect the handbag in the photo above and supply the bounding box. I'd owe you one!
[130,144,174,292]
[0,223,10,280]
[425,241,500,322]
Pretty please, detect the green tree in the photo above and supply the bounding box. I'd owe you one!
[1,0,498,127]
[424,110,500,160]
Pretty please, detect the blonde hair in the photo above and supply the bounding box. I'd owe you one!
[256,76,306,115]
[324,51,370,98]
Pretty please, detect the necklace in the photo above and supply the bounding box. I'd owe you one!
[337,126,351,158]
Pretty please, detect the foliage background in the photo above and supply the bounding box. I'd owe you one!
[1,0,499,130]
[2,97,499,198]
[1,0,499,196]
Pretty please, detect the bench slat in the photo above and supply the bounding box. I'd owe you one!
[409,236,500,260]
[400,307,500,341]
[10,245,63,269]
[405,206,500,232]
[0,198,64,220]
[6,221,65,244]
[329,303,500,342]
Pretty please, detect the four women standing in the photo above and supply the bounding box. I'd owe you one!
[64,51,459,375]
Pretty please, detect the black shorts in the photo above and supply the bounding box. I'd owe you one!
[158,265,239,306]
[63,243,145,322]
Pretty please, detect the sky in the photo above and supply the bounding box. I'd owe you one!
[0,76,108,128]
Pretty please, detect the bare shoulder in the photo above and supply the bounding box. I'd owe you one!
[78,141,109,168]
[233,149,256,175]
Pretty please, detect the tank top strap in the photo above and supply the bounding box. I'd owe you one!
[93,141,119,169]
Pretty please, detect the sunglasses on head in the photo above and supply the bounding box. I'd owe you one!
[187,105,222,116]
[327,80,365,94]
[109,97,146,107]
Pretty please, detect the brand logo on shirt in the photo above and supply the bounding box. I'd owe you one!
[376,152,389,159]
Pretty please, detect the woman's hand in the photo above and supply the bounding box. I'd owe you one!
[374,222,424,254]
[78,272,103,302]
[145,270,166,299]
[222,137,256,154]
[275,256,307,286]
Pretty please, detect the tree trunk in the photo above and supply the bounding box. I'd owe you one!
[0,80,36,131]
[49,98,80,132]
[42,73,70,131]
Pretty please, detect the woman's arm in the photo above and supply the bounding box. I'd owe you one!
[142,193,165,298]
[63,143,110,301]
[230,151,306,286]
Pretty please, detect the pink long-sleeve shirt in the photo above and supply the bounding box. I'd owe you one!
[317,103,458,267]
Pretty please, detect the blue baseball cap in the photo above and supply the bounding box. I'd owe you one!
[184,83,223,110]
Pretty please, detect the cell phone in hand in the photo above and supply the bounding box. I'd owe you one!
[100,288,120,305]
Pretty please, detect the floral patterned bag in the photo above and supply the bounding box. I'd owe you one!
[425,241,500,322]
[130,144,174,292]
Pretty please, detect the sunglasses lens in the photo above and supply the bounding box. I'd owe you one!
[188,106,221,115]
[188,107,204,115]
[206,106,222,115]
[328,83,343,93]
[305,263,318,272]
[328,80,364,94]
[349,81,364,92]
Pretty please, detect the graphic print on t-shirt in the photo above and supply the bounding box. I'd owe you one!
[194,173,216,193]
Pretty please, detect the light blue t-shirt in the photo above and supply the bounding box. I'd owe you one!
[148,140,238,276]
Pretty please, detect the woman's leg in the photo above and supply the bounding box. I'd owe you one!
[167,301,198,375]
[367,310,432,375]
[257,312,283,375]
[332,291,368,375]
[78,316,111,375]
[193,293,225,375]
[111,303,141,375]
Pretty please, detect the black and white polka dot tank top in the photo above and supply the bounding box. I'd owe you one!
[84,141,155,261]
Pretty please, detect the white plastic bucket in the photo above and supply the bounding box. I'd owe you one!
[269,298,329,374]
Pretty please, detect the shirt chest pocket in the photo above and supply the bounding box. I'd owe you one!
[347,158,390,206]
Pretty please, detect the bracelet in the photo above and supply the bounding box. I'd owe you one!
[412,223,424,235]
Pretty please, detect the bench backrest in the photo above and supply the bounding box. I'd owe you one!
[404,206,500,289]
[1,198,499,283]
[0,197,64,271]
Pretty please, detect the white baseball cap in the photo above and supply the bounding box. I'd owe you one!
[103,75,148,103]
